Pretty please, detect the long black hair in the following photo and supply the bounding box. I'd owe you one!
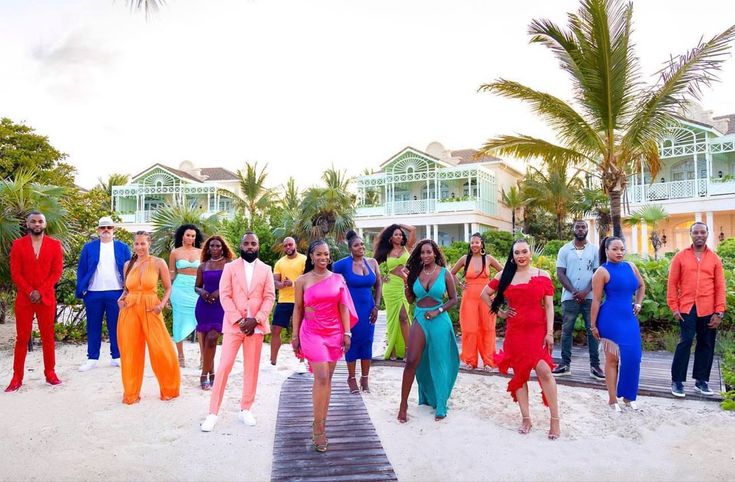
[304,239,331,273]
[125,231,152,279]
[374,224,406,264]
[490,239,528,314]
[405,239,446,290]
[599,236,624,265]
[174,224,203,249]
[464,232,487,276]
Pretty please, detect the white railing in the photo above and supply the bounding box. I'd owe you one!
[628,178,735,204]
[357,198,497,217]
[118,210,231,224]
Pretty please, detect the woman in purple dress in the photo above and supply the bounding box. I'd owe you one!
[194,236,234,390]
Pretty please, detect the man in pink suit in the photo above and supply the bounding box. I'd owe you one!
[201,232,275,431]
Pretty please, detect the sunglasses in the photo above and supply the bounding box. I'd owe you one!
[98,226,114,230]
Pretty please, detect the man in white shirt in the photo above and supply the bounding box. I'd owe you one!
[75,217,131,371]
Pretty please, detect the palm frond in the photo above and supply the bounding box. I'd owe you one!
[479,80,603,153]
[479,135,593,167]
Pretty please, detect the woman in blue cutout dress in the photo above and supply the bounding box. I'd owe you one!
[333,231,382,394]
[168,224,203,368]
[591,237,646,411]
[397,239,459,422]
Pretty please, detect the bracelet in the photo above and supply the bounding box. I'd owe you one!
[344,332,352,337]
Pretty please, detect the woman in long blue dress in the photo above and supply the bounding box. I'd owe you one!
[397,239,459,422]
[168,224,203,367]
[332,231,382,394]
[591,236,646,411]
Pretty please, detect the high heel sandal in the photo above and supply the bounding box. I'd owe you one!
[518,416,532,434]
[360,375,370,393]
[548,417,561,440]
[200,374,212,391]
[209,372,215,386]
[347,376,359,394]
[312,420,328,452]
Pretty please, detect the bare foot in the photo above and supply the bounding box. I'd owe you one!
[397,403,408,423]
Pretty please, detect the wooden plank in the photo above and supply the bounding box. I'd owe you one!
[271,366,397,482]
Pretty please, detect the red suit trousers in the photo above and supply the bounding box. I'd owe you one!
[13,300,56,380]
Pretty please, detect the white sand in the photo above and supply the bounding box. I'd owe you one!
[1,319,734,481]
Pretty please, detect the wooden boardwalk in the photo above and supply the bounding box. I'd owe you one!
[271,365,397,482]
[371,312,724,402]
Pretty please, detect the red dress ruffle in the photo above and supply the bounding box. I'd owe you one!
[489,275,555,406]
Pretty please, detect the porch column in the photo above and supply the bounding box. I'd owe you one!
[464,223,470,242]
[207,192,211,212]
[695,212,703,223]
[433,224,439,242]
[630,223,638,254]
[425,225,431,240]
[471,222,479,234]
[706,211,715,249]
[588,219,598,247]
[358,228,364,239]
[640,222,649,258]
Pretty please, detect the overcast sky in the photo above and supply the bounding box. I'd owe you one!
[1,0,734,190]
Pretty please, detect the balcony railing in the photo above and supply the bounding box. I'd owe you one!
[628,179,735,203]
[119,210,233,223]
[356,198,495,217]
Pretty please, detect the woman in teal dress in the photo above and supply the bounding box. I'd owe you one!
[374,223,416,360]
[168,224,203,367]
[397,239,459,422]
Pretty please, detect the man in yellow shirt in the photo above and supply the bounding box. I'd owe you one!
[271,237,308,372]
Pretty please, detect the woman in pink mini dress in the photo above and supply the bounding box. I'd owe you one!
[292,240,357,452]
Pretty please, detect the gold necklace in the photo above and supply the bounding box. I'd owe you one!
[422,264,437,276]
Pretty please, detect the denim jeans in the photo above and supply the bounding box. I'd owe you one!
[671,305,717,383]
[560,299,599,367]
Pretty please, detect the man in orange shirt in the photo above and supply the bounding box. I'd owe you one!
[667,222,726,398]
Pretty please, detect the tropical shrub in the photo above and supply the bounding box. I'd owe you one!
[541,239,566,257]
[482,230,514,258]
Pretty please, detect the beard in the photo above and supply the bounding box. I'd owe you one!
[285,248,296,256]
[240,249,259,262]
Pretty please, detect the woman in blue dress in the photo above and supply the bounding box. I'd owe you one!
[333,230,382,394]
[397,239,459,422]
[168,224,203,368]
[590,237,646,411]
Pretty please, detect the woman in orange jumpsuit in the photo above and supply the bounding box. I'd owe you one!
[450,233,502,370]
[117,231,180,404]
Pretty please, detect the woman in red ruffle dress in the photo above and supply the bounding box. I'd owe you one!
[481,239,561,440]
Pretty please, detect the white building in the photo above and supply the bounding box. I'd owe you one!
[354,142,524,246]
[111,161,240,232]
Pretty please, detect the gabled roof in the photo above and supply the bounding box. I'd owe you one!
[131,163,204,183]
[671,115,724,136]
[200,167,239,181]
[379,146,451,170]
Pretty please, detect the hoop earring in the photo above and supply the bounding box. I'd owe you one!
[481,249,486,255]
[511,259,516,264]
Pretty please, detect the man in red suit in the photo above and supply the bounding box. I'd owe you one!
[5,211,64,392]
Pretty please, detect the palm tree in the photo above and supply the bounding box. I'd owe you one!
[500,184,528,234]
[281,177,300,212]
[234,162,274,230]
[625,204,668,260]
[97,173,130,198]
[478,0,735,238]
[297,166,356,242]
[521,159,584,239]
[126,0,165,18]
[150,204,219,259]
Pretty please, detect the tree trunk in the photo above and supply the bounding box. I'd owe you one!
[609,189,623,239]
[511,210,516,234]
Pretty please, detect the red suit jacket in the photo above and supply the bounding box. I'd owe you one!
[10,235,64,306]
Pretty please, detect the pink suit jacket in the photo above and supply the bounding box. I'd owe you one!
[219,258,276,335]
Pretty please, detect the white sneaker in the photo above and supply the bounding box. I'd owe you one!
[78,359,98,372]
[624,400,640,411]
[110,358,120,367]
[238,410,256,426]
[297,361,308,374]
[200,414,218,432]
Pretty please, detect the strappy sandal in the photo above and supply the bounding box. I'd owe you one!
[360,375,370,393]
[518,416,532,434]
[548,417,561,440]
[312,420,328,452]
[200,375,211,390]
[347,376,359,394]
[209,372,215,386]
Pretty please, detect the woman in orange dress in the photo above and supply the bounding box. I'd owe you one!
[117,231,180,404]
[450,233,502,370]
